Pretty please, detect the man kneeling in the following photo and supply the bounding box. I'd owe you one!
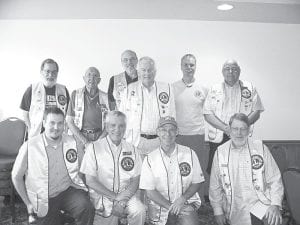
[139,116,205,225]
[80,111,146,225]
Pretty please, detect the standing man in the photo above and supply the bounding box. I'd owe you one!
[120,56,176,156]
[20,58,69,138]
[209,113,283,225]
[204,59,264,174]
[66,67,109,146]
[172,54,208,201]
[12,107,94,225]
[80,111,146,225]
[139,117,204,225]
[108,50,139,110]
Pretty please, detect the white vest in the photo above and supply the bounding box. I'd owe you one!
[113,73,127,110]
[29,83,67,138]
[25,134,86,217]
[119,81,175,146]
[73,87,109,130]
[207,80,254,143]
[217,139,271,219]
[146,145,201,225]
[88,137,138,218]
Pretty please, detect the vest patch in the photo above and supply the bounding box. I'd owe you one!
[58,95,67,106]
[241,87,251,99]
[122,151,132,156]
[131,91,135,96]
[159,92,169,104]
[179,162,191,177]
[194,90,202,98]
[117,82,126,92]
[121,157,134,171]
[251,154,264,170]
[66,149,77,163]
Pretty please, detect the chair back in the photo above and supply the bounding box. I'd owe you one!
[0,117,26,156]
[282,167,300,224]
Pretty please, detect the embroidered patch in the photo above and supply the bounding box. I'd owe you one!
[123,151,132,156]
[121,157,134,171]
[179,162,191,177]
[66,149,77,163]
[100,104,108,112]
[251,154,264,170]
[131,91,135,96]
[58,95,66,105]
[117,82,126,92]
[241,87,251,99]
[159,92,169,104]
[194,90,202,98]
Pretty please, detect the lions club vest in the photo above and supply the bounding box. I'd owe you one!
[88,137,138,218]
[113,73,127,110]
[25,134,86,217]
[146,145,201,225]
[217,139,271,219]
[29,83,67,138]
[207,80,254,143]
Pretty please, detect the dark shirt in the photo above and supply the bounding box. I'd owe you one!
[107,71,138,110]
[67,88,103,130]
[20,84,70,111]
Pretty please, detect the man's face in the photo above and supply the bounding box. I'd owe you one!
[139,60,156,88]
[43,113,65,140]
[181,56,196,77]
[230,119,250,147]
[121,51,138,74]
[41,63,58,88]
[106,116,126,144]
[222,62,240,86]
[157,124,178,147]
[83,68,100,90]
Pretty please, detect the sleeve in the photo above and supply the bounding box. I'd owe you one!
[80,144,98,177]
[209,151,225,216]
[203,87,214,115]
[20,85,32,111]
[191,150,205,184]
[252,87,265,112]
[133,150,142,177]
[107,76,116,110]
[11,142,28,179]
[139,156,156,190]
[168,83,176,119]
[67,90,76,117]
[263,145,284,207]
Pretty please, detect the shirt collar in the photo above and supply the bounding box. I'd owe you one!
[42,133,62,149]
[160,144,178,158]
[141,81,155,92]
[224,80,240,89]
[106,136,122,149]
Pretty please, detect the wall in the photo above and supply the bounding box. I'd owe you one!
[0,19,299,140]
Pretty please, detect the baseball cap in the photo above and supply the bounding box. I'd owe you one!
[158,116,177,128]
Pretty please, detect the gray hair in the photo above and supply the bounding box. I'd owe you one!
[104,110,127,124]
[181,54,196,64]
[229,113,250,127]
[40,58,59,72]
[121,50,137,59]
[138,56,156,71]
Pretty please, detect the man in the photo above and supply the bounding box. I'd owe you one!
[139,116,204,225]
[119,56,176,156]
[204,59,264,174]
[66,67,109,146]
[108,50,139,110]
[209,113,283,225]
[80,111,146,225]
[12,107,94,225]
[172,54,208,201]
[20,58,69,138]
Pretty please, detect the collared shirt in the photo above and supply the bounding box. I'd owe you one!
[140,84,160,134]
[204,81,264,124]
[209,142,283,225]
[139,145,204,202]
[172,79,208,135]
[67,88,103,130]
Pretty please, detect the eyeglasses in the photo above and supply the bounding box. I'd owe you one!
[43,70,58,75]
[223,67,239,72]
[231,127,249,133]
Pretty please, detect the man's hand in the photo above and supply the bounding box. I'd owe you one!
[27,203,36,224]
[115,191,131,202]
[169,196,186,215]
[215,214,227,225]
[112,200,127,218]
[264,205,282,225]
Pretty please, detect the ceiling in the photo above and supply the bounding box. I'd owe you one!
[0,0,300,24]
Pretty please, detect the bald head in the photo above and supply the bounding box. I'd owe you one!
[84,67,101,90]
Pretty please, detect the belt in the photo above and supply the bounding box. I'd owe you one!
[81,128,102,134]
[140,134,158,139]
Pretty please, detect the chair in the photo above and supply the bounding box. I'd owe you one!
[282,167,300,225]
[0,117,27,223]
